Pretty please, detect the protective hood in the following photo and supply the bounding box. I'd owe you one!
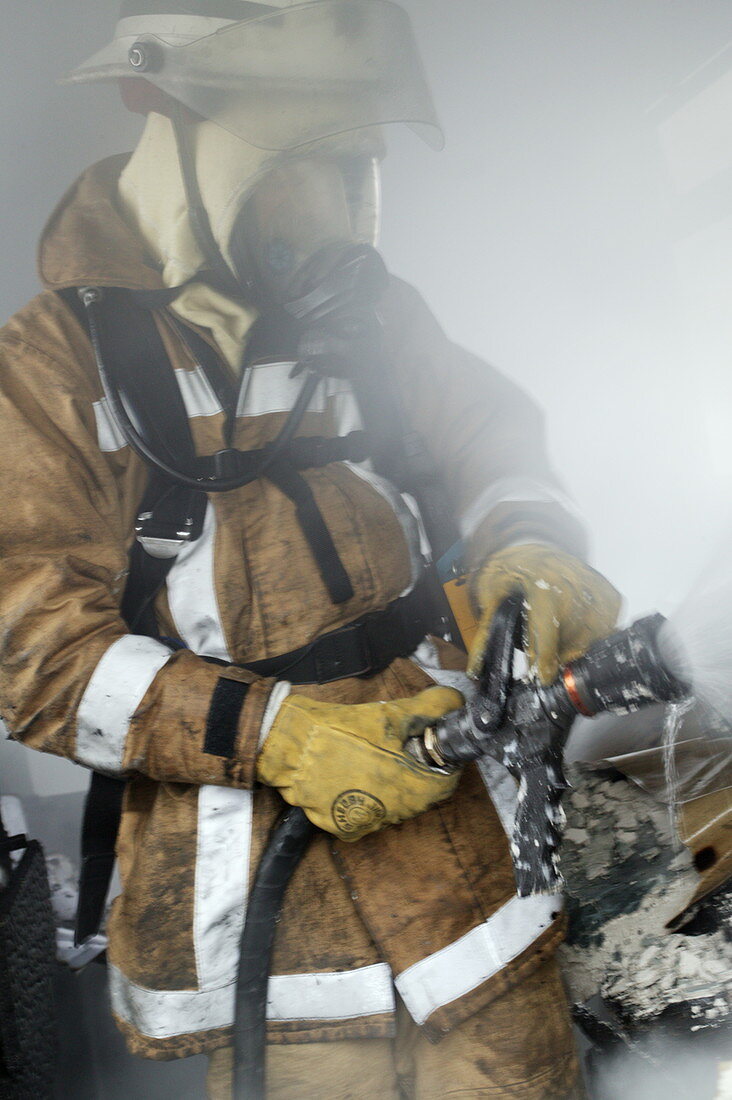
[118,110,277,368]
[117,109,383,369]
[61,0,443,152]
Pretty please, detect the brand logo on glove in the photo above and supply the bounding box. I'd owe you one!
[332,790,386,836]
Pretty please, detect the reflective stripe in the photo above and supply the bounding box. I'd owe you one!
[459,477,581,540]
[268,965,395,1023]
[236,361,327,418]
[108,962,395,1039]
[0,797,27,869]
[236,369,357,424]
[93,398,127,453]
[174,366,224,419]
[76,636,173,772]
[395,894,562,1026]
[401,491,432,560]
[194,787,253,990]
[328,377,363,435]
[166,502,231,661]
[327,377,428,579]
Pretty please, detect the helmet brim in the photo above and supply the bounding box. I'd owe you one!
[60,2,443,151]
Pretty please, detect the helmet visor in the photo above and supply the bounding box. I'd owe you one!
[120,1,442,150]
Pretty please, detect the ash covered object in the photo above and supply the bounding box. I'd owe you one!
[559,753,732,1100]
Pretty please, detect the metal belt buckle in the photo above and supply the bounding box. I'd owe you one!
[135,511,195,560]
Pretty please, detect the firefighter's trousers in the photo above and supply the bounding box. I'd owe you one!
[206,955,585,1099]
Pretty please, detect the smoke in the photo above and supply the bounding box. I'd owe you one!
[659,533,732,728]
[584,1032,726,1100]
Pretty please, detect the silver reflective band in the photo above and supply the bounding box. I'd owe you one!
[235,361,326,418]
[165,501,232,660]
[395,894,561,1026]
[137,535,191,559]
[174,366,224,419]
[194,786,253,990]
[258,681,292,749]
[108,961,395,1038]
[76,636,173,772]
[93,397,128,453]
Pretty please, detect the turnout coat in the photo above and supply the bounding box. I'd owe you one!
[0,156,583,1060]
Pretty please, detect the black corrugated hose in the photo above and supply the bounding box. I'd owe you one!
[233,806,315,1100]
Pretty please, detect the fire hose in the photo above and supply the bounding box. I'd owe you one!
[233,593,691,1097]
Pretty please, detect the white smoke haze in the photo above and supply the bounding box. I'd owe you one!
[660,533,732,726]
[2,1,732,1097]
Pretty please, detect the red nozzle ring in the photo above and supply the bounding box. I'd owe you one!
[562,666,594,717]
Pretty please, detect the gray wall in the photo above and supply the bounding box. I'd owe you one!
[3,2,732,835]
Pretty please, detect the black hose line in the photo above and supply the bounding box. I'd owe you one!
[233,806,315,1100]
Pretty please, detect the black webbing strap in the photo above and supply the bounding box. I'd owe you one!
[266,460,354,605]
[243,571,443,684]
[95,289,200,474]
[74,774,126,946]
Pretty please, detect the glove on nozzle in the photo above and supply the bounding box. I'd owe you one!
[467,544,621,685]
[257,687,464,841]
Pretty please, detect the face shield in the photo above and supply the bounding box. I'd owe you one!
[63,0,443,153]
[229,144,382,302]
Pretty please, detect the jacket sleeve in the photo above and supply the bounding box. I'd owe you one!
[0,295,272,788]
[380,277,587,566]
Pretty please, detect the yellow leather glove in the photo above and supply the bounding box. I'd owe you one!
[467,544,621,685]
[257,687,463,841]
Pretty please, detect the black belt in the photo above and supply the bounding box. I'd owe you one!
[244,572,444,685]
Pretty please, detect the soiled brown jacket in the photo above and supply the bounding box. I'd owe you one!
[0,156,582,1060]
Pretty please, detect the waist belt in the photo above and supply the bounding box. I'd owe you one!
[243,573,441,685]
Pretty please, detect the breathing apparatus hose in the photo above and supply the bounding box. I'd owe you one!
[79,284,323,493]
[232,807,314,1100]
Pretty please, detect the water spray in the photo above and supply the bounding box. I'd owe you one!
[406,593,692,896]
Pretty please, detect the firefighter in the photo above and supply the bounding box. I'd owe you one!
[0,1,619,1095]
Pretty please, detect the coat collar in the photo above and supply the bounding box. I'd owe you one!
[38,154,165,292]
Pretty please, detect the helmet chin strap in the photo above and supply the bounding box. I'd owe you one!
[171,101,251,301]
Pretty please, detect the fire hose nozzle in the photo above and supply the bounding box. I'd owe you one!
[412,609,692,771]
[558,612,691,719]
[404,600,693,897]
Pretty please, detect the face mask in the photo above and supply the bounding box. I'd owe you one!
[228,151,381,305]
